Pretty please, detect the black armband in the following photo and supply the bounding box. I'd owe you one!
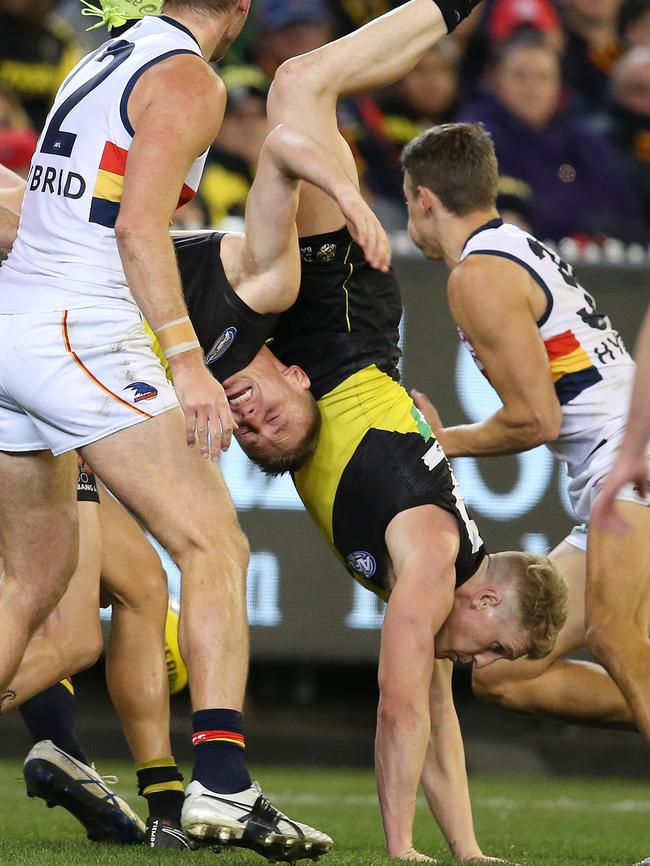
[433,0,482,32]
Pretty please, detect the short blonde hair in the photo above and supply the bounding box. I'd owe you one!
[498,552,568,660]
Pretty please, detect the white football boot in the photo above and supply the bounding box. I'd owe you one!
[182,779,333,861]
[24,740,145,844]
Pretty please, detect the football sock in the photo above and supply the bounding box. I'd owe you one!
[136,757,184,822]
[191,708,251,794]
[19,680,91,765]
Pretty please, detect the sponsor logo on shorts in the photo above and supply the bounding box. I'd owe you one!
[317,243,337,262]
[346,550,377,579]
[205,326,237,365]
[124,382,158,403]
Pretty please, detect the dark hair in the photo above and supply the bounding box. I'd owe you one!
[401,123,499,216]
[249,392,322,477]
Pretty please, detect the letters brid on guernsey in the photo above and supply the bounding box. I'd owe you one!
[27,164,86,199]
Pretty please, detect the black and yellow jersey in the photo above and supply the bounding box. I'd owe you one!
[173,232,277,382]
[271,227,486,597]
[270,226,402,399]
[293,365,486,599]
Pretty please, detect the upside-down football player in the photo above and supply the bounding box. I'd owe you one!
[1,1,567,860]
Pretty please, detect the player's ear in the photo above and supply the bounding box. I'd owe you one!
[416,185,438,216]
[471,588,501,610]
[283,365,310,390]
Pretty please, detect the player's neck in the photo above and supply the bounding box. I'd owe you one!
[441,209,500,269]
[162,8,230,60]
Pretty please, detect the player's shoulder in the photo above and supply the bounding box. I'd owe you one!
[139,50,224,102]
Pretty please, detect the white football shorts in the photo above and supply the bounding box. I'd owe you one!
[0,303,178,455]
[565,423,650,552]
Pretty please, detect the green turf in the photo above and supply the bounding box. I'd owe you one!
[0,761,646,865]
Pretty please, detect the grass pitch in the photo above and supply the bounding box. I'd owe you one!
[0,761,646,866]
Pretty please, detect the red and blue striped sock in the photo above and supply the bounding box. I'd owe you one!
[191,709,251,794]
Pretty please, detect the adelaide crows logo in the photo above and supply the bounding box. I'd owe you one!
[205,326,237,365]
[346,550,377,579]
[124,382,158,403]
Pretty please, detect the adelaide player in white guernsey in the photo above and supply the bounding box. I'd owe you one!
[401,124,650,764]
[0,0,332,857]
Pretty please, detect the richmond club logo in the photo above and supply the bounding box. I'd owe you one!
[124,382,158,403]
[205,326,237,365]
[346,550,377,579]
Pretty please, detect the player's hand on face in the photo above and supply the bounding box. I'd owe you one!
[591,453,649,535]
[337,186,391,273]
[169,353,235,460]
[410,388,443,435]
[397,848,438,862]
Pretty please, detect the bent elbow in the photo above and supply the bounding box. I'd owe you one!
[114,218,136,248]
[533,405,562,445]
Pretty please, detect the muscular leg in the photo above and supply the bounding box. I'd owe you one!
[473,540,635,729]
[0,450,78,697]
[0,500,102,713]
[267,0,448,236]
[98,486,171,764]
[585,501,650,742]
[81,409,249,715]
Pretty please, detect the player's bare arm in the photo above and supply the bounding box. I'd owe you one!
[377,505,466,861]
[222,123,389,319]
[592,305,650,534]
[420,660,504,863]
[0,164,24,252]
[116,53,232,460]
[415,256,562,458]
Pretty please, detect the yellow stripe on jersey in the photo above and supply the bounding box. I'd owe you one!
[92,167,123,203]
[549,345,593,382]
[294,365,428,547]
[60,678,74,695]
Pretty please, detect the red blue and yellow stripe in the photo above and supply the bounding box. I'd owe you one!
[192,729,246,749]
[89,140,196,228]
[544,329,602,405]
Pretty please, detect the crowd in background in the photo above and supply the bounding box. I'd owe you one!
[1,0,650,242]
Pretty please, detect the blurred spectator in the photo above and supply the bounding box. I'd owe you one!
[200,66,270,226]
[0,128,38,178]
[620,0,650,46]
[331,0,398,36]
[607,46,650,225]
[255,0,335,76]
[487,0,564,50]
[561,0,626,117]
[458,30,645,240]
[379,41,460,129]
[338,41,460,223]
[0,86,31,131]
[0,0,83,131]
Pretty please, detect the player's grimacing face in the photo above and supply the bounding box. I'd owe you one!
[434,600,532,669]
[224,367,310,463]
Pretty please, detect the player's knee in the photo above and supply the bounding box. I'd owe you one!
[269,53,325,109]
[585,617,629,664]
[171,516,249,577]
[69,627,104,674]
[127,547,168,609]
